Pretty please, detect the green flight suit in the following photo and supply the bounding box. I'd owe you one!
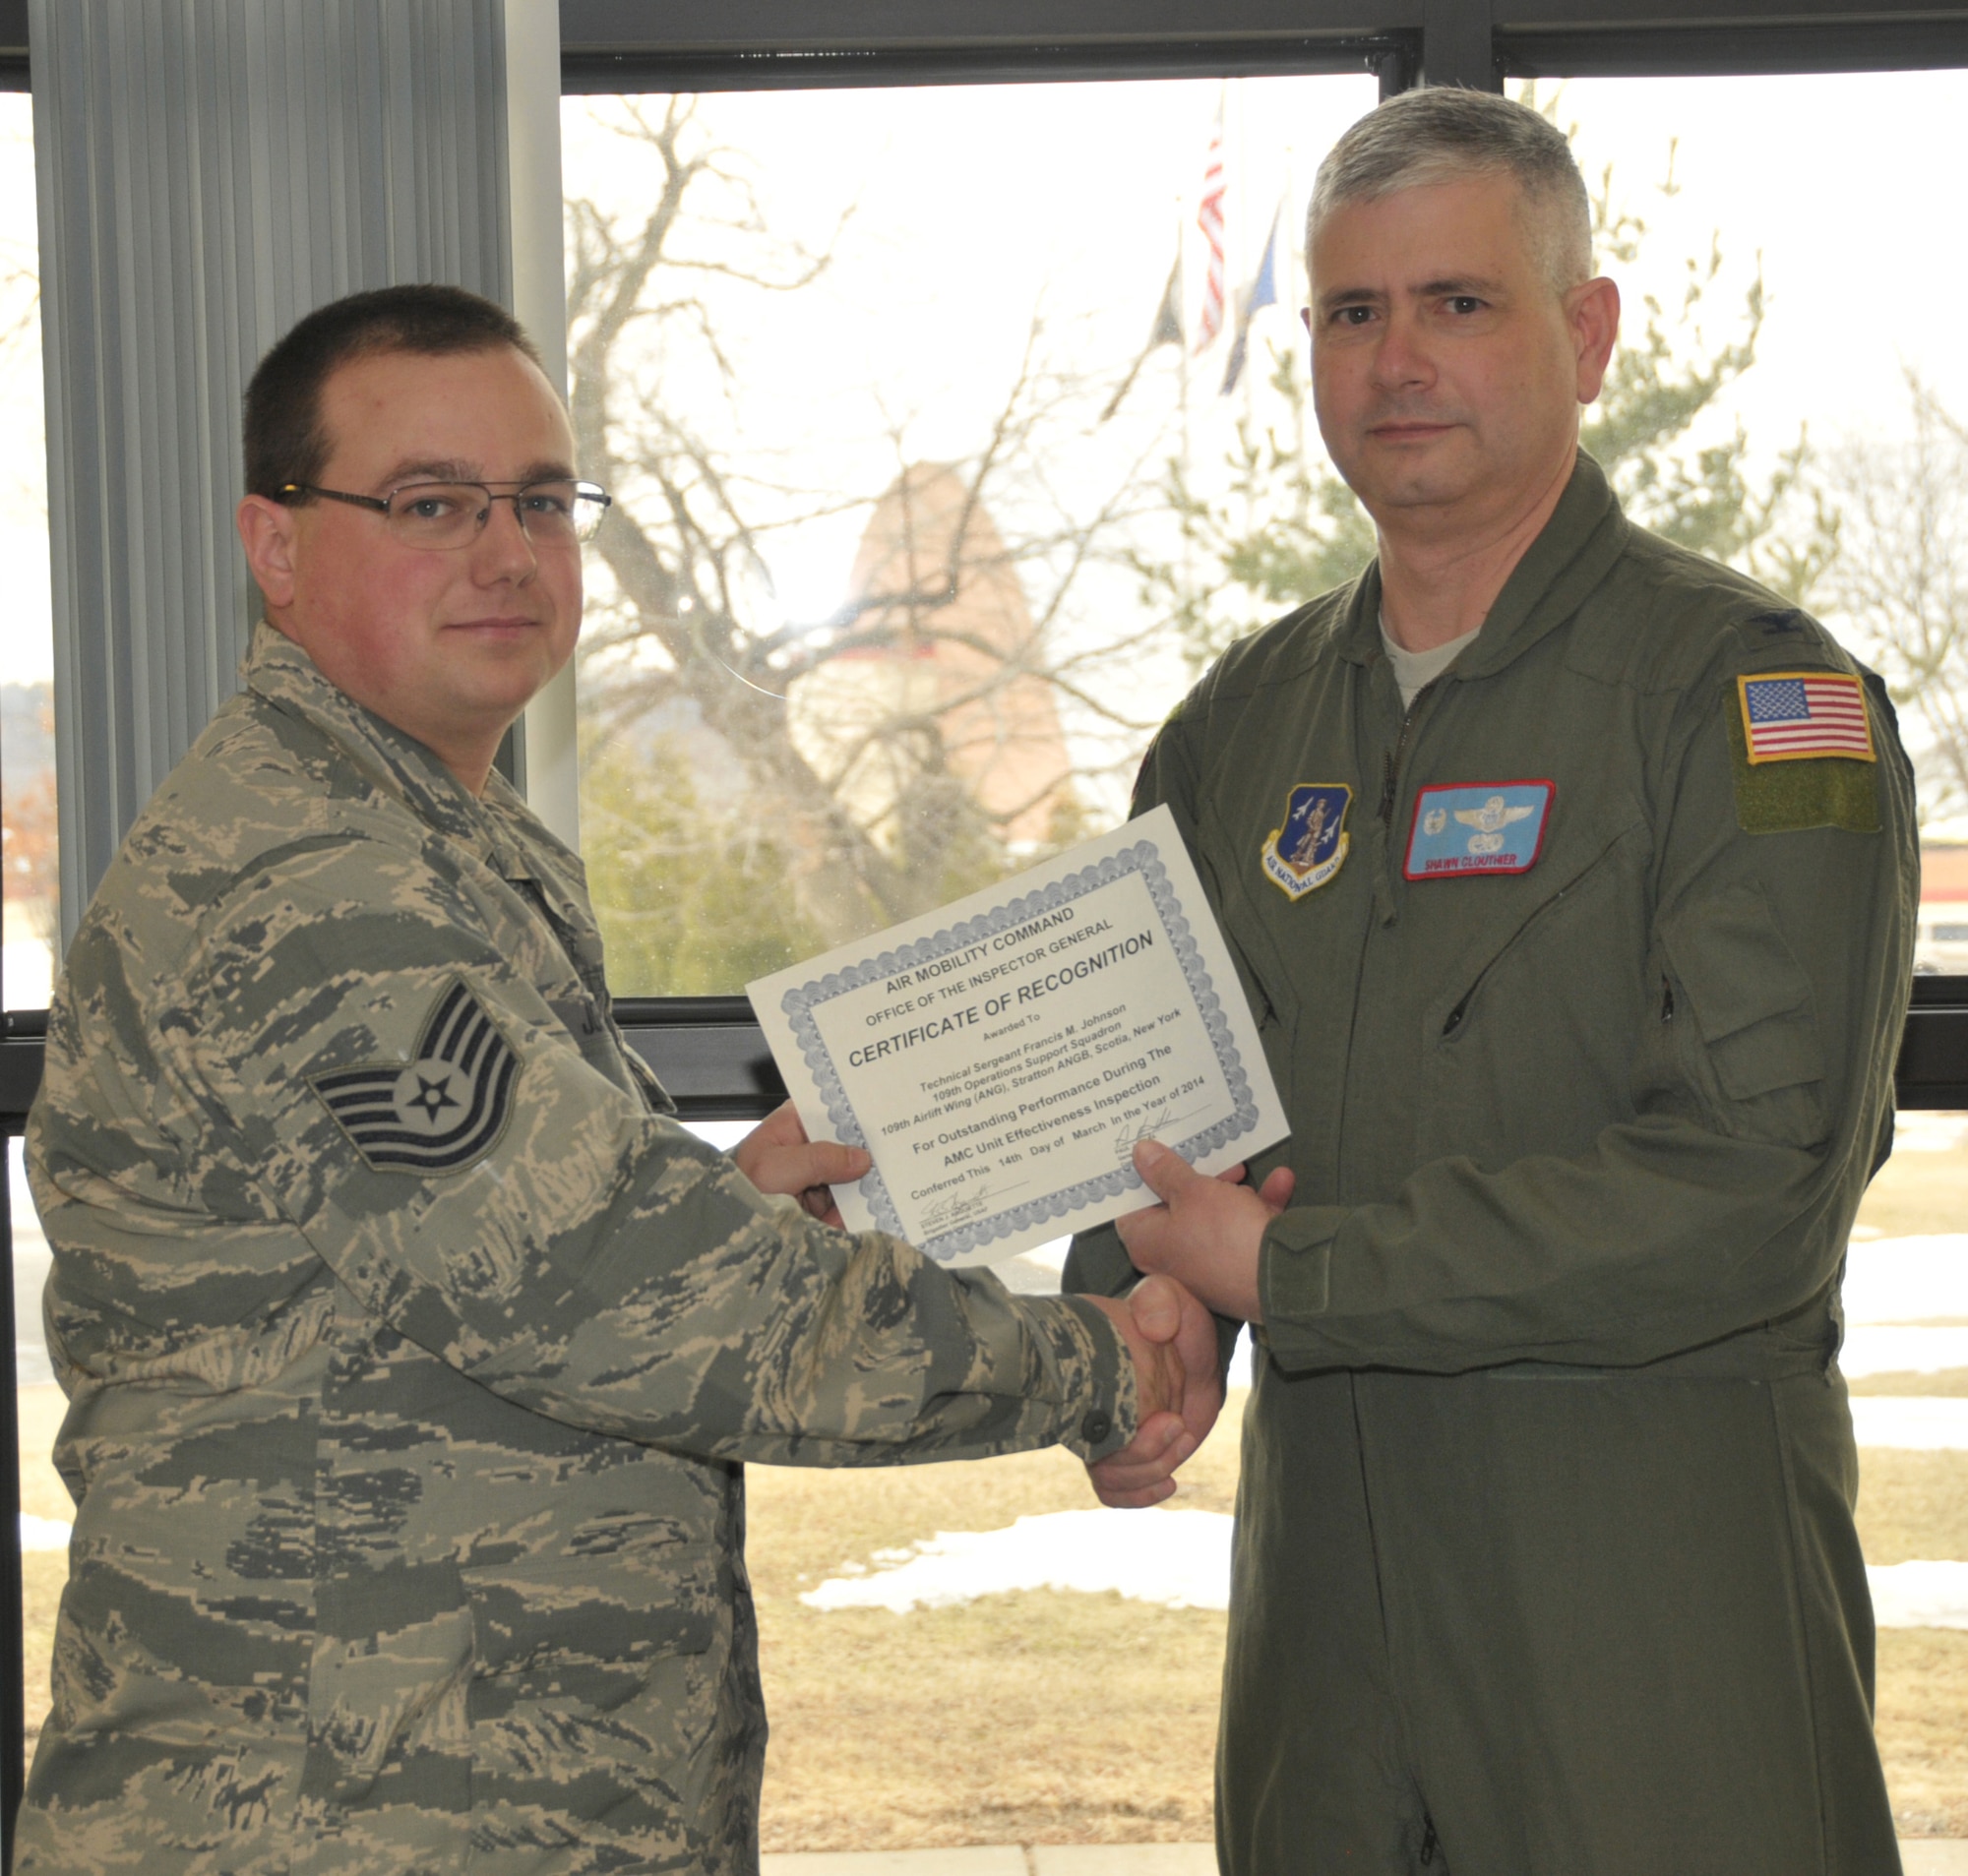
[1068,454,1917,1876]
[23,623,1134,1876]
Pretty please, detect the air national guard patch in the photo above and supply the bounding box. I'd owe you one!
[1262,783,1352,900]
[311,978,520,1175]
[1404,780,1555,879]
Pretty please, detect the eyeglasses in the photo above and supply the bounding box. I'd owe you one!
[276,478,612,550]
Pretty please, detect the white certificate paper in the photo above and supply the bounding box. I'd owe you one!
[747,805,1288,1266]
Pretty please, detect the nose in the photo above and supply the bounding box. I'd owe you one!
[1367,307,1435,394]
[472,495,539,581]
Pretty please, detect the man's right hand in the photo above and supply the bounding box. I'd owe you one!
[1079,1273,1224,1508]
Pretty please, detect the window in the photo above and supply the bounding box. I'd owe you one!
[6,12,1967,1853]
[0,88,50,1014]
[0,87,62,1771]
[562,75,1376,996]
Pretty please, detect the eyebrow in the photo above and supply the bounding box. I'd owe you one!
[374,455,577,489]
[1318,272,1508,313]
[1413,273,1507,298]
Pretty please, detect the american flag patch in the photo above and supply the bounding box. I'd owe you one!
[1738,671,1876,764]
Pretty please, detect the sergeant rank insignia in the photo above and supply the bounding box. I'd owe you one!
[1261,783,1352,900]
[311,978,520,1175]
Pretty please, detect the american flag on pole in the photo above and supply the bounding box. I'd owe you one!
[1196,106,1227,352]
[1738,671,1876,763]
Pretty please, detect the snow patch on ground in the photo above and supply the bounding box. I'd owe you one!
[1850,1397,1968,1450]
[1869,1560,1968,1630]
[801,1505,1968,1630]
[19,1514,68,1551]
[801,1508,1232,1613]
[1843,1235,1968,1324]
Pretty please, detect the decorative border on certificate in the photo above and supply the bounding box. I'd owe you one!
[778,837,1262,1261]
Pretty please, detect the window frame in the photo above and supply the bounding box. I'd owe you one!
[5,0,1968,1112]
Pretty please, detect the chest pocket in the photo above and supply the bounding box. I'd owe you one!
[543,993,673,1115]
[548,994,614,1076]
[1661,881,1826,1145]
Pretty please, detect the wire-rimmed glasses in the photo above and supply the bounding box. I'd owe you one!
[277,478,611,549]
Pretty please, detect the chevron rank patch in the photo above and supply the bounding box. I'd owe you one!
[311,979,520,1174]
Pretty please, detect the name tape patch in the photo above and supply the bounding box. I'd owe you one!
[311,978,520,1175]
[1738,670,1876,764]
[1261,783,1352,900]
[1404,780,1555,880]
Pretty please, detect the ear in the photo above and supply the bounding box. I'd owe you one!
[237,494,301,610]
[1568,275,1622,406]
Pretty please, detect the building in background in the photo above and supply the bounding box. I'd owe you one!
[789,463,1078,862]
[1917,844,1968,974]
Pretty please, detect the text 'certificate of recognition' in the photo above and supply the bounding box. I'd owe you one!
[747,805,1287,1266]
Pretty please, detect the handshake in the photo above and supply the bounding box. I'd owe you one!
[1075,1272,1225,1509]
[1076,1136,1297,1508]
[737,1102,1300,1514]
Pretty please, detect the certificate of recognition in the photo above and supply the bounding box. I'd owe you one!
[747,805,1287,1266]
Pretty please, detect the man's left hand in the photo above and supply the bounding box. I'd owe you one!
[731,1100,871,1228]
[1117,1139,1296,1324]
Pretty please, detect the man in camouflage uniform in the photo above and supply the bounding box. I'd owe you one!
[1072,91,1917,1873]
[21,286,1220,1874]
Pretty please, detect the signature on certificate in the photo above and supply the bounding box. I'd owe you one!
[1113,1098,1212,1165]
[920,1180,1028,1235]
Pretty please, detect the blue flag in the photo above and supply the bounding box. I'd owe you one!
[1220,203,1282,396]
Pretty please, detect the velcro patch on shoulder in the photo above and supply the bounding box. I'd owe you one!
[1726,691,1879,835]
[310,979,520,1174]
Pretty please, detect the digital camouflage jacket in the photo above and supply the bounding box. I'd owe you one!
[22,622,1133,1876]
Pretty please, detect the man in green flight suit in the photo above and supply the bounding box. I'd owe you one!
[20,285,1227,1875]
[1068,89,1917,1875]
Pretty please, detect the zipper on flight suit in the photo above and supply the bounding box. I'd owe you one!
[1377,679,1438,824]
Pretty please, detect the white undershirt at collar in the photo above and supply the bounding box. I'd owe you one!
[1380,612,1482,711]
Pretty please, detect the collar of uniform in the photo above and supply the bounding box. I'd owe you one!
[242,619,503,856]
[1329,451,1630,678]
[1438,452,1630,683]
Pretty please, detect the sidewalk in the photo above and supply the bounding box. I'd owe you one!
[765,1845,1968,1874]
[764,1853,1212,1875]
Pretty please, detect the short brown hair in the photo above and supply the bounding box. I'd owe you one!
[243,284,544,500]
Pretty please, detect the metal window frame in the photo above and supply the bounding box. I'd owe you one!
[0,1,1958,1105]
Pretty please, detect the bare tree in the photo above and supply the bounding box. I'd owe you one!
[566,98,1168,975]
[1824,374,1968,817]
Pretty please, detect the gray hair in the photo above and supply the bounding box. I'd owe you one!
[1306,88,1593,295]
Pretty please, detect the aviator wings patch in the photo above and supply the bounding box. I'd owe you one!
[310,979,520,1175]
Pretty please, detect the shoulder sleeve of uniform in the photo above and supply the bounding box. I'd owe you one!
[1139,591,1352,858]
[1664,588,1902,840]
[156,836,1136,1468]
